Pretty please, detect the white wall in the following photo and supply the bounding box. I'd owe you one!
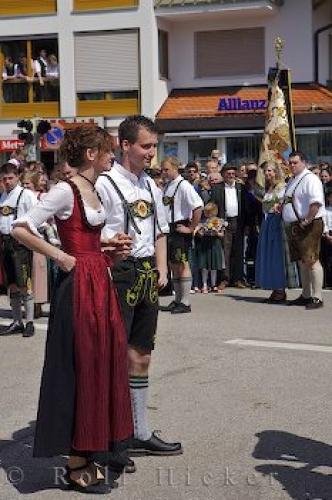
[312,0,332,85]
[165,0,313,89]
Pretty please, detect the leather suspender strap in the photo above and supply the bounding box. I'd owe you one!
[99,174,141,235]
[164,179,184,224]
[145,180,162,242]
[14,188,25,220]
[287,172,311,222]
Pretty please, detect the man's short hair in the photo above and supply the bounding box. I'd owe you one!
[0,162,19,176]
[289,150,307,162]
[118,115,158,147]
[185,161,199,173]
[222,163,238,173]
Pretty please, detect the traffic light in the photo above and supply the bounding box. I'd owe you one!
[17,119,33,144]
[37,120,51,135]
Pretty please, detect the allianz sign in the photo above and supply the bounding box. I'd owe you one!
[218,97,267,112]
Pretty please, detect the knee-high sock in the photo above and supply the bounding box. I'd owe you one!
[202,269,208,288]
[210,270,217,287]
[129,375,151,441]
[179,277,192,306]
[310,261,323,301]
[172,278,181,304]
[299,262,311,299]
[22,292,34,322]
[10,291,22,323]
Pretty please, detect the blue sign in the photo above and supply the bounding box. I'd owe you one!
[218,97,267,112]
[46,126,64,145]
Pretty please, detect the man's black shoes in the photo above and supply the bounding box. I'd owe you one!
[0,321,24,336]
[128,432,183,456]
[287,295,312,306]
[171,303,191,314]
[305,297,324,310]
[23,322,35,337]
[159,300,177,312]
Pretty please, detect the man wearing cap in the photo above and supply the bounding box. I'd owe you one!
[283,151,325,309]
[210,163,248,289]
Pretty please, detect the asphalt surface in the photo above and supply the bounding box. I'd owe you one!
[0,288,331,500]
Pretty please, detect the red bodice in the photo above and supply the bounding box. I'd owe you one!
[55,180,104,257]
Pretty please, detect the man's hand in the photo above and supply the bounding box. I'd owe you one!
[103,233,133,262]
[176,224,192,235]
[157,270,168,289]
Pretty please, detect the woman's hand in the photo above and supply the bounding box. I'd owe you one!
[55,251,76,272]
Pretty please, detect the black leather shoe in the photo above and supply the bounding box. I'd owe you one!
[23,322,35,337]
[305,297,324,310]
[104,452,136,474]
[128,431,183,456]
[159,300,178,312]
[171,303,191,314]
[0,321,24,336]
[287,295,312,306]
[64,464,115,494]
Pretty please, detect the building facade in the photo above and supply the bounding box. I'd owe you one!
[0,0,331,166]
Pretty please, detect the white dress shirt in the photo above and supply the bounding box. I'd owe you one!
[96,161,169,258]
[0,185,37,235]
[224,182,239,218]
[163,175,203,224]
[12,182,105,237]
[282,168,325,223]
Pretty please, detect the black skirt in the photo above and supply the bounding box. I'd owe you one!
[33,270,76,457]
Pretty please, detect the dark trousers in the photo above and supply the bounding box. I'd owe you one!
[223,217,244,283]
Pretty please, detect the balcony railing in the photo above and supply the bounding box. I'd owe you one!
[73,0,138,12]
[0,79,60,119]
[0,0,57,17]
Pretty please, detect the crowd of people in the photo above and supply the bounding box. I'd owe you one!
[2,48,59,102]
[148,153,332,305]
[0,116,331,492]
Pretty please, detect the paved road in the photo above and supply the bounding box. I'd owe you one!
[0,288,331,499]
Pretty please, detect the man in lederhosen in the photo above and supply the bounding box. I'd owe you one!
[282,151,325,309]
[96,115,183,459]
[0,162,37,337]
[160,156,203,313]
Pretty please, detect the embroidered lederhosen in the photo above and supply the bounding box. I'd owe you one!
[100,174,160,351]
[283,173,323,262]
[0,189,33,289]
[163,179,191,264]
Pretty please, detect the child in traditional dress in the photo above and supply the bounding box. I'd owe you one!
[195,202,226,293]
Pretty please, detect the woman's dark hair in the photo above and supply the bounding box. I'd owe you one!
[118,115,157,147]
[59,126,112,168]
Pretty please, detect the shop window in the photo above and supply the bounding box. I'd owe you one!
[188,138,217,163]
[158,30,169,79]
[195,28,265,78]
[163,142,178,157]
[297,131,332,163]
[226,135,262,163]
[0,38,59,105]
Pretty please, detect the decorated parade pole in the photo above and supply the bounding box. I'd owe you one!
[256,37,296,194]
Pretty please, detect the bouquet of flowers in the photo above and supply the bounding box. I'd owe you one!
[195,217,228,237]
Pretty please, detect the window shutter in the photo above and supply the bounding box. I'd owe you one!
[74,30,139,93]
[195,28,265,78]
